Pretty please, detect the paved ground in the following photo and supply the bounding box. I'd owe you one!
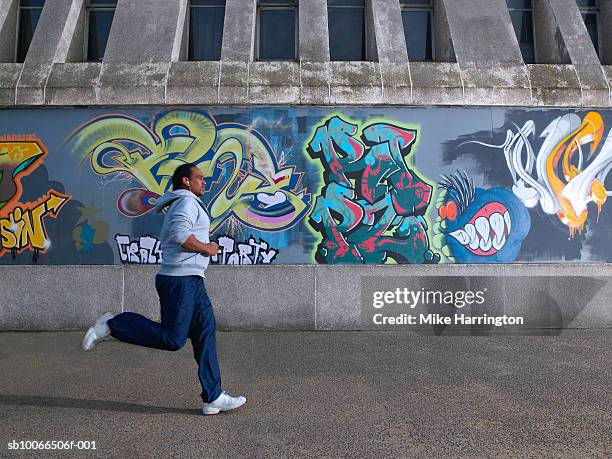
[0,330,611,457]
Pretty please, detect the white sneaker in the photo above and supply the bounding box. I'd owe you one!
[202,391,247,415]
[81,312,116,351]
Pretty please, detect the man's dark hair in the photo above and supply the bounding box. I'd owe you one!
[172,163,196,190]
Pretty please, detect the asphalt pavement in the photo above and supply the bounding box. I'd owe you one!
[0,330,611,457]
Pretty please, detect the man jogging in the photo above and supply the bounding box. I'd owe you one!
[82,163,246,415]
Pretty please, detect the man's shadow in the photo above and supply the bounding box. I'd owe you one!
[0,394,199,416]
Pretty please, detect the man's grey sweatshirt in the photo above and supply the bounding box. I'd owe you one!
[153,189,211,278]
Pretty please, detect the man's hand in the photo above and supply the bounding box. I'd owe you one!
[181,235,219,256]
[205,242,219,256]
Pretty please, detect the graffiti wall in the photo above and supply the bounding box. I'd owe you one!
[1,107,612,265]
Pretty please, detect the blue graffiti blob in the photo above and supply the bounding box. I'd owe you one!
[79,223,96,254]
[435,172,530,263]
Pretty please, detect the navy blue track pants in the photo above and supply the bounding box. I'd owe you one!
[107,274,222,403]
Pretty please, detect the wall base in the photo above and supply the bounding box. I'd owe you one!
[0,264,610,331]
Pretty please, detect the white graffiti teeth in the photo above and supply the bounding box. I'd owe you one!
[449,211,510,253]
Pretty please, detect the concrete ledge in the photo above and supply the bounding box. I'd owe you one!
[576,64,611,107]
[460,64,531,106]
[1,264,611,331]
[528,64,582,107]
[0,61,611,107]
[219,61,249,105]
[410,62,463,105]
[166,61,220,105]
[208,265,316,330]
[98,62,169,105]
[0,63,21,106]
[316,264,507,330]
[248,61,300,104]
[380,62,412,105]
[329,61,383,104]
[46,62,101,105]
[15,63,53,105]
[122,265,160,321]
[299,61,331,104]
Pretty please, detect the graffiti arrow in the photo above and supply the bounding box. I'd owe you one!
[45,191,69,214]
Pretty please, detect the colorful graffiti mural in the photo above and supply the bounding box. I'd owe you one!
[73,204,110,253]
[466,112,612,238]
[307,115,438,264]
[432,172,531,263]
[115,234,163,264]
[114,233,277,265]
[66,110,311,235]
[211,235,278,265]
[0,136,70,261]
[1,107,612,265]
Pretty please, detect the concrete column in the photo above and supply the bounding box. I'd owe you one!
[534,0,570,64]
[23,0,84,64]
[544,0,609,105]
[440,0,530,106]
[600,0,611,65]
[298,0,329,62]
[0,0,18,63]
[441,0,524,65]
[16,0,85,104]
[172,0,189,62]
[103,0,184,63]
[370,0,407,63]
[544,0,602,66]
[433,0,455,63]
[221,0,256,62]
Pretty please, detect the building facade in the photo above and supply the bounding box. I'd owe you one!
[0,0,611,331]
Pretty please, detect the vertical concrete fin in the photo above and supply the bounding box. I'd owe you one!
[441,0,524,66]
[0,0,18,63]
[53,0,86,64]
[63,1,86,64]
[433,0,456,63]
[23,0,76,64]
[544,0,607,105]
[601,0,612,65]
[171,0,189,63]
[534,0,570,64]
[298,0,329,62]
[545,0,602,66]
[370,0,407,63]
[221,0,256,62]
[103,0,184,63]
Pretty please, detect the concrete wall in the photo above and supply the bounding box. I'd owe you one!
[1,264,610,331]
[0,0,611,330]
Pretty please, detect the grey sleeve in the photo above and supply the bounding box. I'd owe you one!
[166,199,198,245]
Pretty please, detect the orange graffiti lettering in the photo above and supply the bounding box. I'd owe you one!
[0,190,70,256]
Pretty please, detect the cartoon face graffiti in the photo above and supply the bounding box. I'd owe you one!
[433,172,530,263]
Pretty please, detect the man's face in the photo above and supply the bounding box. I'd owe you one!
[185,167,206,197]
